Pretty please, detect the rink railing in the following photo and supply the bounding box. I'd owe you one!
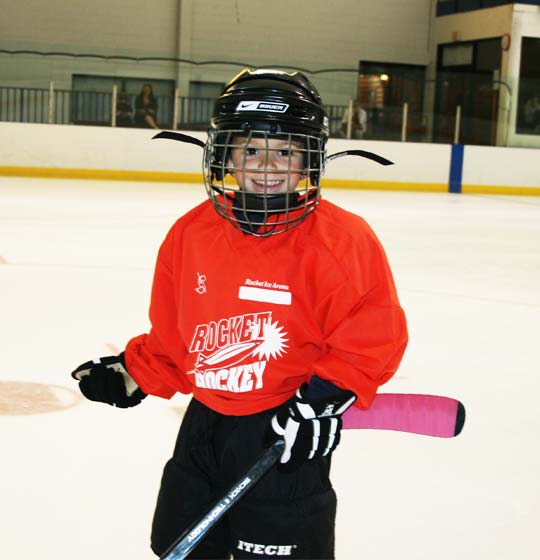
[0,82,467,144]
[0,83,345,138]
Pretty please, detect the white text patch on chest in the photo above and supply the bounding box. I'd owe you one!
[238,285,292,306]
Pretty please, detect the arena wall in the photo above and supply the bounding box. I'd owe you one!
[0,0,432,104]
[0,122,538,195]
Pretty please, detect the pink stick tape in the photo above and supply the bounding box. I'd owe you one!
[342,393,461,438]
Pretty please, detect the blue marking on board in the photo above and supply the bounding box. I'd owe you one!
[449,144,464,193]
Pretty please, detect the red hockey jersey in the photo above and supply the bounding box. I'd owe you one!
[125,198,408,415]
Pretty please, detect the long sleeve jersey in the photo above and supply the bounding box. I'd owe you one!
[125,197,408,415]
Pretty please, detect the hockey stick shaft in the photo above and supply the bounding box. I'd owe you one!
[160,440,285,560]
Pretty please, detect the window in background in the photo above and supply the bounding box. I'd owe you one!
[434,37,501,145]
[358,61,426,142]
[436,0,540,17]
[516,37,540,135]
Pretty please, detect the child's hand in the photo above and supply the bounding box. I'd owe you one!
[71,353,146,408]
[269,376,356,469]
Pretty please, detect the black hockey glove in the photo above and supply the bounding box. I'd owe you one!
[71,352,146,408]
[270,375,356,469]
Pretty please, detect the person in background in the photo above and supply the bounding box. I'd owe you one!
[115,91,133,128]
[134,83,159,129]
[340,99,368,139]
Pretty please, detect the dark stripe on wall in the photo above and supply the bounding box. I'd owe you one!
[449,144,464,194]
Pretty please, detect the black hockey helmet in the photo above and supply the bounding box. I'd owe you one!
[211,68,330,137]
[201,69,330,236]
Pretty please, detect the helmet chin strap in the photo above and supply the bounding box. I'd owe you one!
[236,190,299,211]
[152,130,206,148]
[326,150,394,166]
[229,190,318,235]
[234,189,318,212]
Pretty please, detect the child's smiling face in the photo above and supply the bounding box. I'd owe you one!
[228,136,305,194]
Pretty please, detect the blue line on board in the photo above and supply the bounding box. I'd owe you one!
[449,144,464,193]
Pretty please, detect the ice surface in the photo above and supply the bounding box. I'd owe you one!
[1,177,539,559]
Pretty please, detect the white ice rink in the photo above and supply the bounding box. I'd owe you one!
[1,176,539,559]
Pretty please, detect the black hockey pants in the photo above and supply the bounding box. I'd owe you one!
[151,398,337,559]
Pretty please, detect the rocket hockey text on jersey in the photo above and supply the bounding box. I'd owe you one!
[188,311,288,393]
[194,361,268,393]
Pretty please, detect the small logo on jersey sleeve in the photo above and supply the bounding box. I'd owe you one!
[195,272,207,295]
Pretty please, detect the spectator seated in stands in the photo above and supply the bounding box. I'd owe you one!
[134,84,159,129]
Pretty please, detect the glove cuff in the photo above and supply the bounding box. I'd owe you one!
[297,376,356,419]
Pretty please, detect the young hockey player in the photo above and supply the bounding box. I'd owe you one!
[72,69,408,559]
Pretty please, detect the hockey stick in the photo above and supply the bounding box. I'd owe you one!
[160,393,465,559]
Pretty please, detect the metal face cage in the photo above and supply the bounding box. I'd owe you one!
[203,129,326,237]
